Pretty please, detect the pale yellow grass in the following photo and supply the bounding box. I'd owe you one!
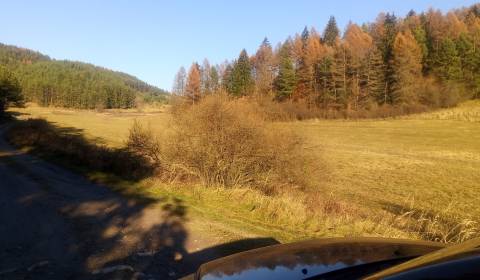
[12,103,170,147]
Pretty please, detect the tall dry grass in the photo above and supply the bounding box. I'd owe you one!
[384,198,479,243]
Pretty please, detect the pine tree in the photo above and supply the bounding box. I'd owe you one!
[274,43,296,101]
[0,65,23,114]
[317,55,334,106]
[229,49,254,97]
[434,38,462,82]
[222,64,233,92]
[331,42,352,107]
[456,33,480,97]
[382,13,398,100]
[323,16,340,46]
[185,63,201,104]
[365,46,387,104]
[301,26,310,46]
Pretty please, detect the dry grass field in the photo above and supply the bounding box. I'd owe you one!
[9,101,480,243]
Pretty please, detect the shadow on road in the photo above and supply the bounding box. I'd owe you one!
[0,117,279,279]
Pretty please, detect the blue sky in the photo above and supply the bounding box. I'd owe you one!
[1,0,478,90]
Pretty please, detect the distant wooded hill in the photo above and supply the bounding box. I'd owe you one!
[0,43,168,109]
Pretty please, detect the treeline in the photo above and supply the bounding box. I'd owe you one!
[0,43,168,109]
[174,4,480,114]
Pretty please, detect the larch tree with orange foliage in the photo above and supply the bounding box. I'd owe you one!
[391,30,423,105]
[185,63,202,104]
[253,38,275,98]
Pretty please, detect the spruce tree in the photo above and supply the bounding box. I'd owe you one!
[331,42,352,107]
[274,43,296,101]
[365,47,387,104]
[229,49,254,97]
[301,26,310,46]
[0,65,23,114]
[434,38,462,82]
[323,16,340,46]
[382,13,398,101]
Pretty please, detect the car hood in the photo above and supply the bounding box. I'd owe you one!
[195,237,444,280]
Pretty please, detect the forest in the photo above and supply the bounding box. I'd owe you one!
[173,4,480,116]
[0,43,168,109]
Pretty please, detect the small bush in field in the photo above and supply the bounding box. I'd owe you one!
[129,95,310,191]
[126,120,161,166]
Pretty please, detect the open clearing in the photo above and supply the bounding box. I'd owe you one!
[10,101,480,242]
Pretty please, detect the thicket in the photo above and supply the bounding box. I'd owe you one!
[127,95,311,192]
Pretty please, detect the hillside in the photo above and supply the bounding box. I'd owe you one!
[0,43,169,109]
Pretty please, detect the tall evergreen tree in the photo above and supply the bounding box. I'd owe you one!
[331,42,352,107]
[274,43,296,101]
[365,46,387,104]
[301,26,310,46]
[0,65,23,114]
[229,49,254,97]
[323,16,340,46]
[222,64,233,92]
[434,38,462,82]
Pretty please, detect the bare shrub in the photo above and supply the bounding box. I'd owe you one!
[135,94,310,191]
[126,120,161,166]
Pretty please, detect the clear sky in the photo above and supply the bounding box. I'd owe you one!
[1,0,478,90]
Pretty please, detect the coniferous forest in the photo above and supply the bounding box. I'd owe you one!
[0,43,168,109]
[174,4,480,115]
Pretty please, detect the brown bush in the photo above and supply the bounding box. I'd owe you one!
[129,94,311,191]
[126,120,161,166]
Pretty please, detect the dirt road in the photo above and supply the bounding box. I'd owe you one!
[0,124,277,279]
